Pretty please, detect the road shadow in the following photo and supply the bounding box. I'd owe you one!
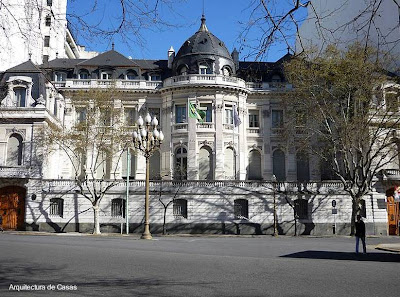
[280,250,400,262]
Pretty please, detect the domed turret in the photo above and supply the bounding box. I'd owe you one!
[172,15,236,76]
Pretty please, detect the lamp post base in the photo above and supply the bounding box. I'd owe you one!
[141,224,152,239]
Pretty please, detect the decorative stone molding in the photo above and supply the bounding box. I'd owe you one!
[6,128,26,138]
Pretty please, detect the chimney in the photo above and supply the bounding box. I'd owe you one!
[168,46,175,69]
[231,48,239,71]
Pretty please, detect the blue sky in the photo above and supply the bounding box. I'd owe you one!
[67,0,304,62]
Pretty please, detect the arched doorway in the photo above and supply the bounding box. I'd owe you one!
[0,186,26,230]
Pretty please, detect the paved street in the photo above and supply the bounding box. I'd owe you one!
[0,233,399,297]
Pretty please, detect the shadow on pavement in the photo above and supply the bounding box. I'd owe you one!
[280,251,400,262]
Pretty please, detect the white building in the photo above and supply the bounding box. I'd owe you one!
[0,2,398,236]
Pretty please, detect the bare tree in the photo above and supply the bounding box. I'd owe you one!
[283,43,400,234]
[239,0,400,61]
[41,88,131,234]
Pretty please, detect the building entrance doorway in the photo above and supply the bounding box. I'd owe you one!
[386,187,400,235]
[0,186,26,230]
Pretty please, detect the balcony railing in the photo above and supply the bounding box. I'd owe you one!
[164,74,246,89]
[0,166,31,178]
[55,79,163,90]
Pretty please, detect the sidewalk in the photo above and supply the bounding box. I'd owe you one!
[375,243,400,253]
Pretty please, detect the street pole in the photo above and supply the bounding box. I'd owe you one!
[125,150,130,235]
[142,155,152,239]
[132,113,164,240]
[272,175,278,237]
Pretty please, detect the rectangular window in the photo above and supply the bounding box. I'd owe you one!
[248,110,259,127]
[111,199,126,218]
[175,105,186,123]
[43,55,49,63]
[47,0,52,6]
[151,75,161,81]
[14,88,26,107]
[44,36,50,47]
[173,199,188,218]
[76,108,87,123]
[272,110,283,128]
[234,199,248,219]
[200,103,212,122]
[101,72,111,80]
[100,108,112,126]
[45,16,51,26]
[55,72,66,82]
[225,106,233,124]
[50,198,64,217]
[124,108,136,126]
[294,199,308,220]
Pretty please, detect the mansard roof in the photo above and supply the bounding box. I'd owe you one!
[41,58,86,69]
[77,50,139,67]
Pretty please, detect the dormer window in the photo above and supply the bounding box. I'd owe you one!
[126,70,138,80]
[179,66,188,76]
[101,72,112,80]
[79,70,89,79]
[271,74,282,82]
[14,88,26,107]
[199,64,212,74]
[222,66,232,76]
[54,72,66,82]
[150,74,161,81]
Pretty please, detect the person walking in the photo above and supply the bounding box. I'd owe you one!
[355,215,366,253]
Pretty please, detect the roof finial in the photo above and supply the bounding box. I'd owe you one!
[112,42,115,51]
[28,52,32,60]
[198,13,208,32]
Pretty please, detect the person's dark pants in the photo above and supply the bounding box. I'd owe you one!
[356,236,366,253]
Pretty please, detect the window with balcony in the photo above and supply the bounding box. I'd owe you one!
[126,70,138,80]
[234,199,248,219]
[99,108,112,126]
[179,66,188,75]
[150,74,161,81]
[124,108,136,126]
[111,199,126,218]
[222,66,232,76]
[79,70,89,79]
[175,105,186,123]
[200,103,212,122]
[272,110,283,128]
[173,199,188,218]
[14,88,26,107]
[7,134,23,166]
[50,198,64,217]
[296,151,310,182]
[149,150,161,180]
[54,72,67,82]
[199,64,212,74]
[198,146,213,180]
[225,106,233,125]
[101,72,112,80]
[248,110,259,127]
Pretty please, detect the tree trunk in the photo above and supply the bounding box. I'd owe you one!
[350,196,360,236]
[163,207,167,235]
[93,204,101,235]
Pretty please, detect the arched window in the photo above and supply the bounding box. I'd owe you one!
[271,74,282,82]
[199,146,213,180]
[234,199,248,219]
[224,147,235,179]
[111,198,126,218]
[296,151,310,182]
[14,88,26,107]
[7,134,23,166]
[247,150,262,180]
[179,66,188,75]
[273,149,286,181]
[175,147,187,180]
[126,70,138,80]
[149,150,161,180]
[79,70,90,79]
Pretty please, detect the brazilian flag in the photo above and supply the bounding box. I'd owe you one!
[188,102,206,123]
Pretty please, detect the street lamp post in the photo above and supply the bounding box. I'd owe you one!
[132,113,164,240]
[272,174,278,237]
